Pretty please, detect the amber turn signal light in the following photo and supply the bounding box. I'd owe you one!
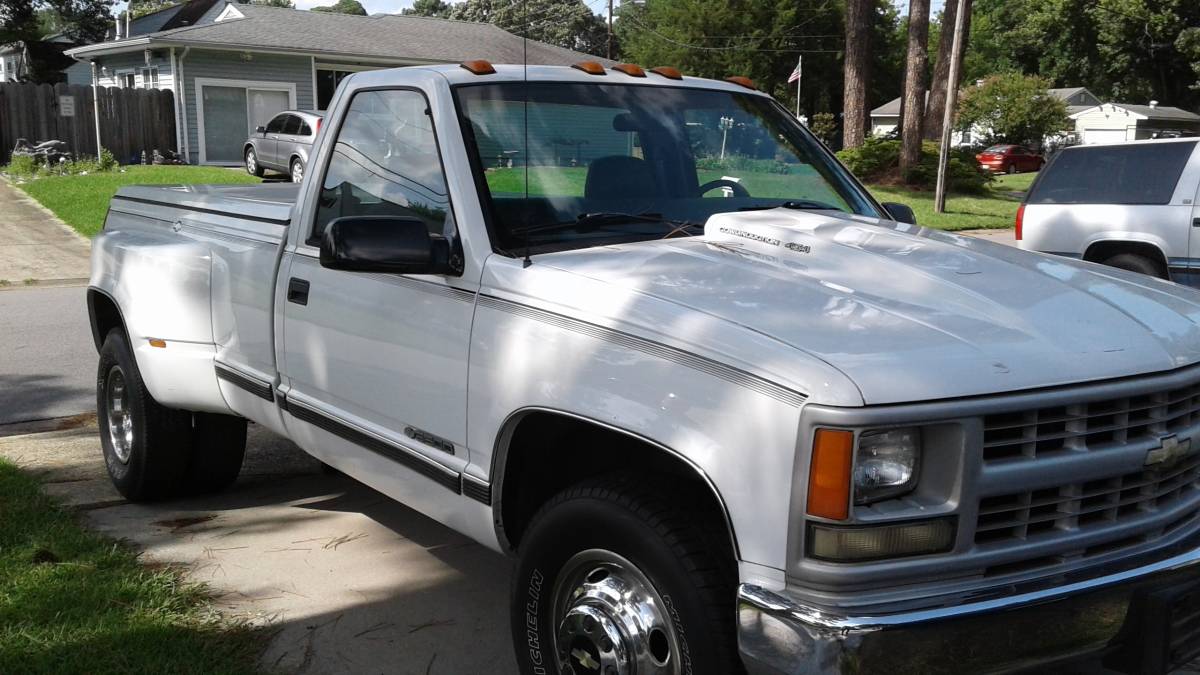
[650,66,683,80]
[148,338,166,348]
[724,76,757,90]
[612,63,646,77]
[572,61,607,75]
[807,429,853,520]
[460,59,496,75]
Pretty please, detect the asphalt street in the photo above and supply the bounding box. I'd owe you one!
[0,285,96,425]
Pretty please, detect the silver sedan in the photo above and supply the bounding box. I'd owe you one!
[244,110,322,183]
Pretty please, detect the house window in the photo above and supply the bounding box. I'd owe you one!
[118,71,136,88]
[316,69,354,111]
[141,67,159,89]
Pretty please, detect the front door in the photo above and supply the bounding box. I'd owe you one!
[278,88,474,498]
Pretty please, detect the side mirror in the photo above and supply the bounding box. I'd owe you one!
[255,125,266,134]
[881,202,917,225]
[319,216,451,275]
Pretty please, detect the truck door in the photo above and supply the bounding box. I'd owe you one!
[278,88,474,494]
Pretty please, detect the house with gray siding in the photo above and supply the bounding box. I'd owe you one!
[66,1,608,165]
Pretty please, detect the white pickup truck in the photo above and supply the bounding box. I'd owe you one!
[89,62,1200,675]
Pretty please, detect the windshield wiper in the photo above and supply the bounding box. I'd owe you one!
[510,212,704,237]
[738,200,842,212]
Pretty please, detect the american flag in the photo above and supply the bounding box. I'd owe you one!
[787,55,802,84]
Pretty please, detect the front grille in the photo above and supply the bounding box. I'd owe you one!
[972,369,1200,577]
[976,452,1200,546]
[982,381,1200,462]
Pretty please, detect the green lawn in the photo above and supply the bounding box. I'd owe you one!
[12,166,261,238]
[867,172,1032,231]
[0,459,262,675]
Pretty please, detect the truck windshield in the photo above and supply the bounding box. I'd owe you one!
[454,82,880,253]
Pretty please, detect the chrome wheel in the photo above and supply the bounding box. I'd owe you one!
[291,159,303,183]
[552,549,681,675]
[105,366,134,464]
[245,149,257,175]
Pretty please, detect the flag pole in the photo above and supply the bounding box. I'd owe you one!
[795,54,802,119]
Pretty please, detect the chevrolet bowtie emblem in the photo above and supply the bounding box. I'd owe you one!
[1146,434,1194,469]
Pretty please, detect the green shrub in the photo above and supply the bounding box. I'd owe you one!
[836,136,991,193]
[98,147,117,171]
[4,149,119,179]
[695,155,797,175]
[4,154,39,177]
[836,137,901,179]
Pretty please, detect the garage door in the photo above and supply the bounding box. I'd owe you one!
[1081,128,1128,145]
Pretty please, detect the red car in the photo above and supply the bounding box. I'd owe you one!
[976,145,1045,174]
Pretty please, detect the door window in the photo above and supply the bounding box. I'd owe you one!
[298,120,313,136]
[266,115,287,133]
[311,89,452,244]
[282,115,302,135]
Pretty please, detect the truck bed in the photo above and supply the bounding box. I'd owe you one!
[114,183,299,224]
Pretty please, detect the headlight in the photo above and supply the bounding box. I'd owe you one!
[853,428,920,504]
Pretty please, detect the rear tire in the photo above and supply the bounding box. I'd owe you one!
[511,473,741,675]
[290,158,304,183]
[184,413,247,495]
[1101,252,1167,279]
[97,329,193,501]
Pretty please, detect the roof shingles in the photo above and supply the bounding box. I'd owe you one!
[74,2,607,66]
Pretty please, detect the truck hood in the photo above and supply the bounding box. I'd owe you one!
[533,209,1200,405]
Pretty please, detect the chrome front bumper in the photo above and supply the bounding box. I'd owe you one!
[737,543,1200,675]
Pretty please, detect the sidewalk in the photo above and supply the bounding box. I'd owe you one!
[0,177,91,287]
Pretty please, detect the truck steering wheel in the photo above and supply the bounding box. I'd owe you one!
[698,179,750,198]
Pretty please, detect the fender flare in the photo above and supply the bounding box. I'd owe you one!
[488,406,741,560]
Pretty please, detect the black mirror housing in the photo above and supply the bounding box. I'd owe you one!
[881,202,917,225]
[319,216,451,275]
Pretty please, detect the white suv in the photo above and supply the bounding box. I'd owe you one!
[1018,138,1200,285]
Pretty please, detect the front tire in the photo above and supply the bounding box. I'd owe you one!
[1006,163,1018,174]
[512,474,741,675]
[97,329,193,501]
[245,147,263,177]
[1101,252,1167,279]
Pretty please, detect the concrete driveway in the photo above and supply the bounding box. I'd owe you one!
[0,421,517,674]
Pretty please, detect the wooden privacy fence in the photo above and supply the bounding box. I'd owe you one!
[0,82,176,165]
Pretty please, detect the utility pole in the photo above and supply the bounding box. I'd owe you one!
[607,0,613,60]
[934,0,968,213]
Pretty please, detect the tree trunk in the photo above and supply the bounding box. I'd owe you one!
[924,0,973,141]
[899,0,931,177]
[841,0,872,149]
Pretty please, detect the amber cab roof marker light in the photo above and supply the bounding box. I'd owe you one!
[807,429,853,521]
[649,66,683,80]
[460,59,496,75]
[725,76,757,90]
[612,63,647,77]
[572,61,607,75]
